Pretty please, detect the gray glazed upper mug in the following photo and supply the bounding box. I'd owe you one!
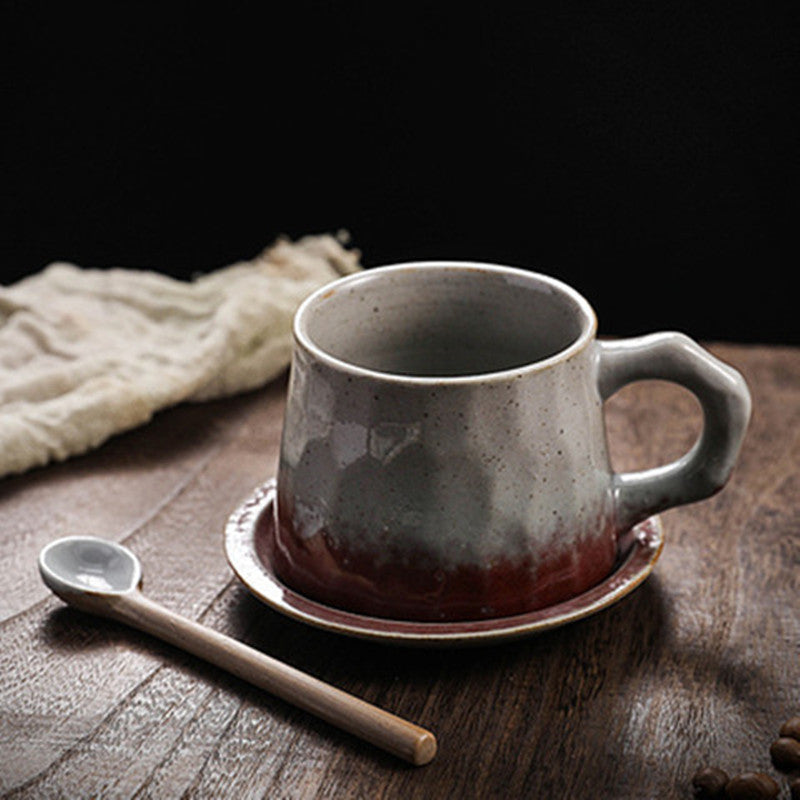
[273,262,751,621]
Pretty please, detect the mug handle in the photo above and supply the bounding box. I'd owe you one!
[597,333,752,532]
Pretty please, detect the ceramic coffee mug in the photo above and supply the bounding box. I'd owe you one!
[274,263,751,621]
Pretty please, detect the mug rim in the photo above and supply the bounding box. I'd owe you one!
[293,261,599,384]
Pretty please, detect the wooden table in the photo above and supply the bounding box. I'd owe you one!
[1,343,797,799]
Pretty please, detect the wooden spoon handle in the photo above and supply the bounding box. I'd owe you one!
[101,590,437,765]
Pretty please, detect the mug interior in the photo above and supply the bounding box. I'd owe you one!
[298,263,594,378]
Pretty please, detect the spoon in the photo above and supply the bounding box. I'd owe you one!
[38,536,437,766]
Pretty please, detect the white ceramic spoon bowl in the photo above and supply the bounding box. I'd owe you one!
[40,536,141,596]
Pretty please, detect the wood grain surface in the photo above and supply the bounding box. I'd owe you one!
[1,343,797,799]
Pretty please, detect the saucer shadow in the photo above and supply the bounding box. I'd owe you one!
[218,571,670,690]
[221,570,787,790]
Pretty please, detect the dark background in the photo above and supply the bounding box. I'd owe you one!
[3,3,798,343]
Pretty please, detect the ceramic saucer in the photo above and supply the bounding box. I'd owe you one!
[224,480,664,647]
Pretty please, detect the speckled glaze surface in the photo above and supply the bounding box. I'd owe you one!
[274,263,751,622]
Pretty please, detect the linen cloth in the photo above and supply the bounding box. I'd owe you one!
[0,234,360,478]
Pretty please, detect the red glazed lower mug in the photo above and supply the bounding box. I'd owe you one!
[273,263,751,622]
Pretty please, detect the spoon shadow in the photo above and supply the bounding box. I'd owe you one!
[37,570,784,783]
[37,601,424,770]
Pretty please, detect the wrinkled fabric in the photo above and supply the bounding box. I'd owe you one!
[0,234,360,478]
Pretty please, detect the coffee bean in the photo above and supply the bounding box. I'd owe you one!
[789,776,800,800]
[692,766,729,798]
[725,772,779,800]
[770,736,800,771]
[781,717,800,741]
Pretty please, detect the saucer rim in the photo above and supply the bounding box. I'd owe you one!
[224,480,664,646]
